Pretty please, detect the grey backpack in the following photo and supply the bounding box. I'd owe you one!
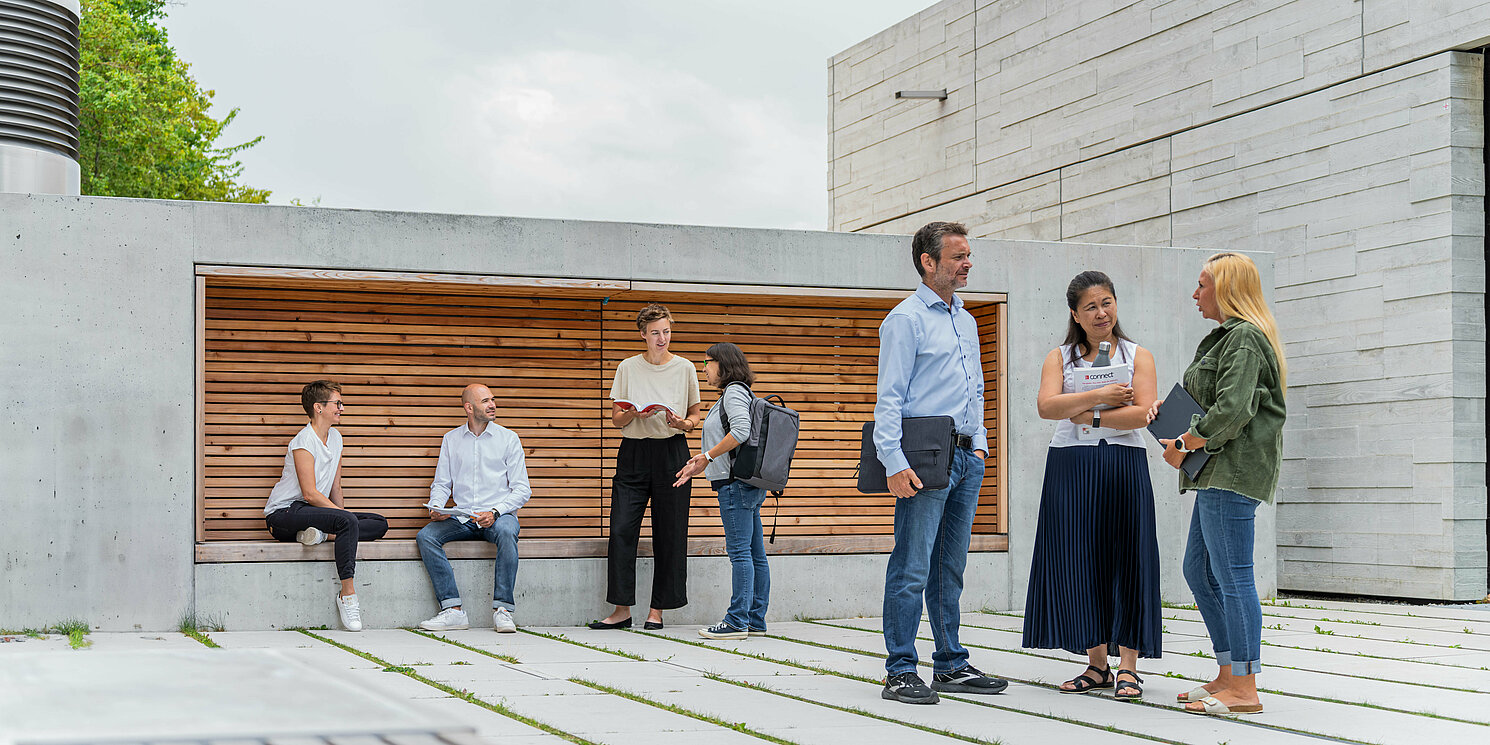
[720,382,801,494]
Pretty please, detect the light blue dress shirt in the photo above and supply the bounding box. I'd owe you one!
[873,283,987,477]
[428,422,532,520]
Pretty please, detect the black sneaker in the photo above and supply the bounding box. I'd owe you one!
[932,664,1008,694]
[882,671,939,704]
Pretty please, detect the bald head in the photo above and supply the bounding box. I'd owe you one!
[462,384,497,425]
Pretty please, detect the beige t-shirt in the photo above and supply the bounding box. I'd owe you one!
[610,353,701,439]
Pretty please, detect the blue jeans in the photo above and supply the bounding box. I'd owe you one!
[883,447,984,676]
[717,480,771,631]
[1182,488,1262,675]
[417,514,520,611]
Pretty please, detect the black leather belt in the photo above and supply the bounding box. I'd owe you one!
[954,433,975,450]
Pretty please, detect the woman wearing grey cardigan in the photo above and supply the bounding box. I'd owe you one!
[674,342,770,640]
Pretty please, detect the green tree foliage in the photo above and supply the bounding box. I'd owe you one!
[79,0,269,202]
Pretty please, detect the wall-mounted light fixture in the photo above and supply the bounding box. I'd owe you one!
[895,89,948,100]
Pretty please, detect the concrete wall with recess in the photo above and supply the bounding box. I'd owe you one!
[0,193,1270,630]
[831,1,1488,600]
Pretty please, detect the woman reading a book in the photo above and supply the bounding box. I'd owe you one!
[1023,271,1162,700]
[673,342,771,640]
[1150,253,1286,716]
[590,303,703,630]
[263,380,388,631]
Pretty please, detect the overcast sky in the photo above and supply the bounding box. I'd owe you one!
[160,1,922,230]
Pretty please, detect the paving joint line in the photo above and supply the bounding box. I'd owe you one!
[402,627,522,663]
[298,629,599,745]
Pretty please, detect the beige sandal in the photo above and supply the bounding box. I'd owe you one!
[1187,695,1263,715]
[1176,685,1210,703]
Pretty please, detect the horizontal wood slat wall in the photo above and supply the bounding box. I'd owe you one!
[199,274,1004,554]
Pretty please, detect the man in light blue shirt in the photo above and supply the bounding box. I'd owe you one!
[417,384,532,633]
[876,222,1008,705]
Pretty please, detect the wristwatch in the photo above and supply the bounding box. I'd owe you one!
[1091,410,1101,429]
[704,451,715,463]
[1174,437,1192,453]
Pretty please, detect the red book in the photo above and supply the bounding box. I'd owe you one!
[613,399,678,416]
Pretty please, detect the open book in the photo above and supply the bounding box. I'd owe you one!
[1074,362,1133,441]
[613,399,678,416]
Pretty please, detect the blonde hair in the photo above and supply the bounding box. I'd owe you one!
[1204,252,1287,389]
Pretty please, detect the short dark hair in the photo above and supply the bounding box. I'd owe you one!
[301,380,342,418]
[705,342,755,388]
[635,303,673,331]
[911,221,968,277]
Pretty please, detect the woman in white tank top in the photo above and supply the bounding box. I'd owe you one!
[1021,271,1164,701]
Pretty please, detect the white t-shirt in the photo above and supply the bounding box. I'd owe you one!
[264,424,343,515]
[610,353,702,439]
[1048,339,1145,449]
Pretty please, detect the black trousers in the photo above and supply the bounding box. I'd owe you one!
[267,501,388,581]
[606,435,691,609]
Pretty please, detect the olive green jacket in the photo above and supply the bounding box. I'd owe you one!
[1180,318,1286,504]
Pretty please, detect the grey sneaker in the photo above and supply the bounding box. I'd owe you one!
[335,593,362,632]
[698,622,748,640]
[296,527,326,546]
[419,607,469,631]
[882,671,938,704]
[493,607,516,633]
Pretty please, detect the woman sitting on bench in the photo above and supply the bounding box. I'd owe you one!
[263,379,388,631]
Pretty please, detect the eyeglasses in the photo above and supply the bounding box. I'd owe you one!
[319,400,346,409]
[700,359,715,367]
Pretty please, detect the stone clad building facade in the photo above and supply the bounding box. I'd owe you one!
[830,0,1488,600]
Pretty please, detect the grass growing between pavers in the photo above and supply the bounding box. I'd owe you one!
[569,677,803,745]
[0,622,90,649]
[439,625,1017,745]
[298,629,598,745]
[804,620,1477,741]
[404,627,521,663]
[178,613,222,648]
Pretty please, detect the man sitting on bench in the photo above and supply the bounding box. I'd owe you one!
[417,383,531,633]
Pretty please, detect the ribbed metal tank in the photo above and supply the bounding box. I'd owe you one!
[0,0,79,194]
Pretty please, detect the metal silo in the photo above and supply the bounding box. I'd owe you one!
[0,0,79,194]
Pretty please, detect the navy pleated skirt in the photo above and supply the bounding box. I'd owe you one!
[1022,441,1162,658]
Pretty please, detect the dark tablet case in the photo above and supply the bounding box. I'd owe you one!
[857,415,956,494]
[1146,382,1211,481]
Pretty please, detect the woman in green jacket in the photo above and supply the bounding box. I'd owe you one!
[1151,252,1286,716]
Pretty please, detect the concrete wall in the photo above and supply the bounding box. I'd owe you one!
[0,194,1270,630]
[831,1,1488,600]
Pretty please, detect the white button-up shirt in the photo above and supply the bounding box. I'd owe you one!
[428,422,532,520]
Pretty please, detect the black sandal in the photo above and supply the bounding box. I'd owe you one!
[1114,669,1144,700]
[1059,664,1113,694]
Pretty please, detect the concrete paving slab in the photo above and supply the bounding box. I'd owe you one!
[1268,599,1490,624]
[0,634,72,654]
[338,666,464,700]
[419,662,548,686]
[211,630,337,649]
[81,632,207,650]
[0,649,467,743]
[409,696,567,741]
[497,687,728,735]
[455,678,605,699]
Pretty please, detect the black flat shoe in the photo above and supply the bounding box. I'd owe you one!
[587,617,633,630]
[643,620,664,630]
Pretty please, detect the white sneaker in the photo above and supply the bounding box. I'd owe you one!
[419,607,469,631]
[493,607,516,633]
[336,593,363,632]
[296,527,326,546]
